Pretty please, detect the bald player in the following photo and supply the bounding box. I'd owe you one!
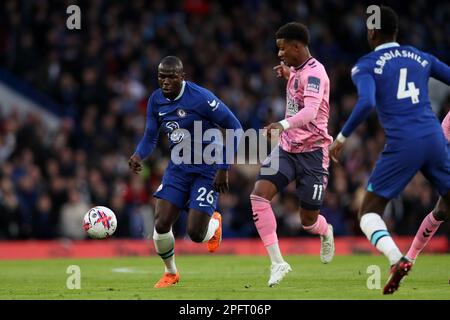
[129,56,242,288]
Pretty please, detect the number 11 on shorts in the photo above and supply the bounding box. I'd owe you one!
[312,184,323,201]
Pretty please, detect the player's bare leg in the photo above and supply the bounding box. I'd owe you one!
[300,209,334,263]
[407,192,450,263]
[251,180,291,287]
[357,191,410,294]
[186,209,222,252]
[153,199,181,288]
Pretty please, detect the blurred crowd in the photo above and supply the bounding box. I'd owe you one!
[0,0,450,241]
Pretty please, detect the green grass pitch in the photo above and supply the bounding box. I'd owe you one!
[0,255,449,300]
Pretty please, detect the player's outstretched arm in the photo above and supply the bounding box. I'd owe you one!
[199,95,243,172]
[204,100,241,192]
[269,70,325,138]
[430,54,450,85]
[129,97,160,174]
[213,169,229,193]
[264,96,320,139]
[330,71,376,163]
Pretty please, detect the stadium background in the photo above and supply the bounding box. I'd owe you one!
[0,0,449,251]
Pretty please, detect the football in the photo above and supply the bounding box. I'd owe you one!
[82,206,117,239]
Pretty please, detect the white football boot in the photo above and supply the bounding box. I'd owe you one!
[268,262,292,287]
[320,224,335,264]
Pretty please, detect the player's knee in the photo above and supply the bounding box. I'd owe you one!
[250,180,278,201]
[250,188,273,201]
[251,189,266,200]
[154,219,172,234]
[300,209,319,226]
[187,226,204,243]
[357,210,366,222]
[358,192,389,221]
[301,215,317,226]
[357,205,373,221]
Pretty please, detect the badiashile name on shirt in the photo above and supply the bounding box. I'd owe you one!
[374,49,429,74]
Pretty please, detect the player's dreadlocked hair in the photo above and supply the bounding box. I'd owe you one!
[378,5,399,36]
[275,22,310,45]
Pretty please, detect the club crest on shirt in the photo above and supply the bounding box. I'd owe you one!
[306,76,320,93]
[294,78,299,91]
[177,108,187,117]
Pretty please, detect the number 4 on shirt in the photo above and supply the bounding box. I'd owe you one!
[397,68,420,104]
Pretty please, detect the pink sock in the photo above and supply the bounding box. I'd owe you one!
[302,214,329,236]
[407,212,443,261]
[250,195,278,247]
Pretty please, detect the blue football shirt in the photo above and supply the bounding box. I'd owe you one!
[135,81,242,172]
[342,42,450,142]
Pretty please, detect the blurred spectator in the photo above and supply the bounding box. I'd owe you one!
[59,188,90,239]
[32,193,57,239]
[0,177,21,239]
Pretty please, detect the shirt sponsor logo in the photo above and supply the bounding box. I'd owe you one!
[165,121,185,143]
[286,98,299,116]
[306,76,320,93]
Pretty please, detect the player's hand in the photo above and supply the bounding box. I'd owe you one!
[128,154,143,174]
[264,122,284,139]
[273,62,290,80]
[213,169,229,193]
[329,140,344,163]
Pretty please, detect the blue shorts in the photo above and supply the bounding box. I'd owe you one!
[368,133,450,199]
[154,163,218,216]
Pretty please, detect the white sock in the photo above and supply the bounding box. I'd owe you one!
[266,242,285,265]
[360,213,402,265]
[202,217,219,242]
[153,229,177,274]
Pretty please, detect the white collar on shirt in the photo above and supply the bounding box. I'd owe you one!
[166,80,186,101]
[374,42,400,51]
